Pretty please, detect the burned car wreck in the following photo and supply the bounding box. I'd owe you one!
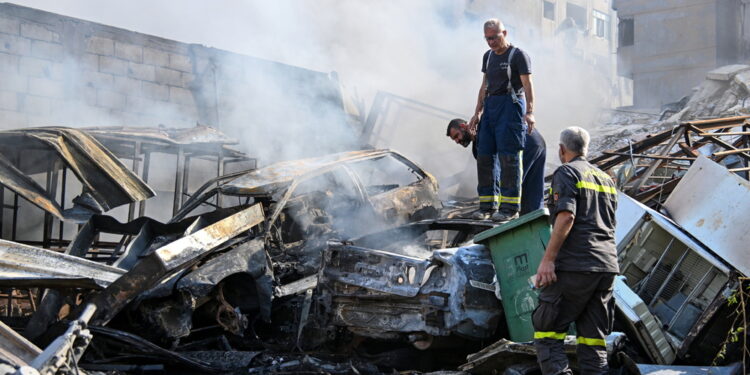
[263,219,503,351]
[172,149,442,279]
[0,144,469,374]
[126,218,504,359]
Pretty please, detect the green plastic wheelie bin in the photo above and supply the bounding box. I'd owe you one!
[473,208,551,342]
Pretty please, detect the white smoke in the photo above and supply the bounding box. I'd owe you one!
[11,0,615,198]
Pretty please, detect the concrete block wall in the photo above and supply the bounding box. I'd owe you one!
[0,4,204,129]
[0,2,349,153]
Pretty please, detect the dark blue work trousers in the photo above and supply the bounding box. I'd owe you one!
[521,128,546,215]
[476,94,527,213]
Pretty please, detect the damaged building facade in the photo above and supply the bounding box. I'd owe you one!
[614,0,750,108]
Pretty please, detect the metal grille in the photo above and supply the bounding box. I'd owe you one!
[622,221,729,343]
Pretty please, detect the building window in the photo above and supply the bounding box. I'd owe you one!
[619,18,634,46]
[565,3,586,29]
[593,10,609,39]
[543,1,555,21]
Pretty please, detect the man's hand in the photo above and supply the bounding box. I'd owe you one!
[535,258,556,288]
[535,211,573,288]
[525,112,535,134]
[468,114,480,134]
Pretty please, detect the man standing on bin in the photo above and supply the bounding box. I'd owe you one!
[533,127,618,375]
[446,118,547,215]
[468,18,535,223]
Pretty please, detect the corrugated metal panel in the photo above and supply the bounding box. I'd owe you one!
[663,155,750,276]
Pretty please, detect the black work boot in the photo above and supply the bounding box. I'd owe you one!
[491,209,519,223]
[470,209,496,220]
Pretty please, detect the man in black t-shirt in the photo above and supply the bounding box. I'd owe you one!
[468,19,536,222]
[532,127,618,375]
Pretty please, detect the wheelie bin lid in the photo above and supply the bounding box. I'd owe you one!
[473,208,549,243]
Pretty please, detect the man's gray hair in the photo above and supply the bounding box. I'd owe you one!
[484,19,505,31]
[559,126,590,156]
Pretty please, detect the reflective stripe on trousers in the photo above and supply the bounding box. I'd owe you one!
[476,94,527,212]
[531,272,615,375]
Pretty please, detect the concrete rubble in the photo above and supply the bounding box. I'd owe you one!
[660,64,750,123]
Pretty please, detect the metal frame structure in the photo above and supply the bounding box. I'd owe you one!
[592,115,750,207]
[0,127,253,319]
[0,127,254,251]
[88,129,252,218]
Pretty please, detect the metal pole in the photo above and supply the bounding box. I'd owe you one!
[648,247,690,308]
[128,141,141,221]
[173,148,185,215]
[11,194,18,241]
[6,289,12,317]
[11,153,19,242]
[635,237,674,295]
[667,269,714,330]
[139,151,151,217]
[43,159,60,249]
[0,185,4,239]
[27,289,36,312]
[58,167,67,242]
[181,156,191,207]
[217,147,224,207]
[43,167,51,249]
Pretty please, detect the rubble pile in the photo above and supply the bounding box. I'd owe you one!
[589,64,750,162]
[588,109,663,157]
[666,64,750,123]
[0,121,748,375]
[590,115,750,208]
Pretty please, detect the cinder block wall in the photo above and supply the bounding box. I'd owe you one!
[0,3,349,150]
[0,4,204,128]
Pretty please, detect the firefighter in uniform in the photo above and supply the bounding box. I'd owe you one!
[468,18,536,222]
[533,126,618,375]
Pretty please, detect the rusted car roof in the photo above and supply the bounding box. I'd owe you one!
[221,149,433,196]
[82,125,238,146]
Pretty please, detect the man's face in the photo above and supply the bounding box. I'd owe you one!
[484,27,507,51]
[558,144,566,164]
[449,126,471,148]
